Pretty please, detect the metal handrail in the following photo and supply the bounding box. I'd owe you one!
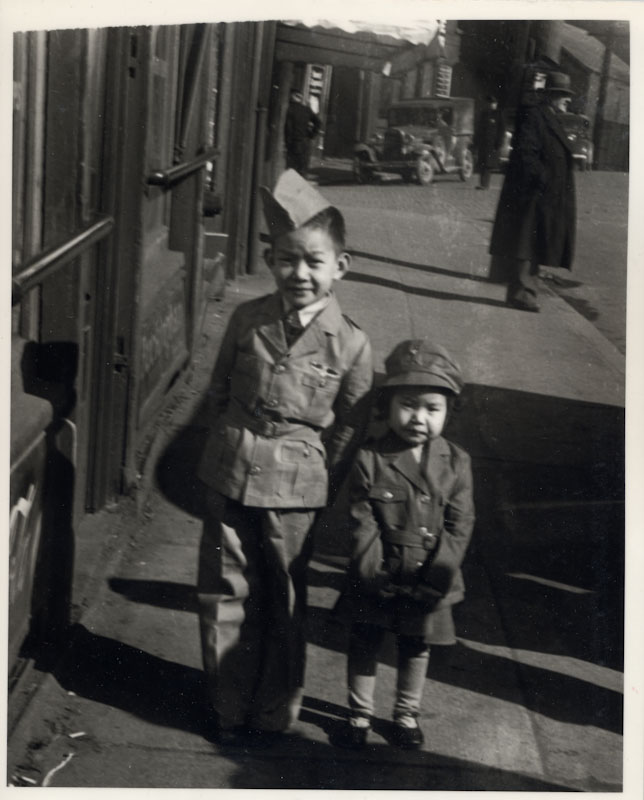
[12,215,114,306]
[147,148,219,188]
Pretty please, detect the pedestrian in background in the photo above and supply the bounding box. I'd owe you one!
[475,94,505,189]
[284,88,322,177]
[333,340,475,751]
[489,71,577,312]
[196,169,372,748]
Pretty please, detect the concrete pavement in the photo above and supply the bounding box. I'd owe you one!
[7,165,628,790]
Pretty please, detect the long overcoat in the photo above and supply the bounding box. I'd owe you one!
[336,431,475,641]
[489,102,576,269]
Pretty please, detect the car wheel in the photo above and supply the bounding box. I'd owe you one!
[459,150,474,181]
[416,158,434,186]
[353,155,371,184]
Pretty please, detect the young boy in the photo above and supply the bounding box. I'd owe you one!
[334,339,475,750]
[196,169,373,747]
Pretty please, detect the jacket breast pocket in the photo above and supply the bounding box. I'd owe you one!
[368,485,407,530]
[300,368,342,420]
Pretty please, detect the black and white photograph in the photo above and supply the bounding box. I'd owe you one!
[4,0,642,793]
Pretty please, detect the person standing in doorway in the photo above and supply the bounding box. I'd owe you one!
[489,71,576,312]
[284,88,322,177]
[475,95,505,189]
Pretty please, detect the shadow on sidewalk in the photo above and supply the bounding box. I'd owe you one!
[349,249,492,283]
[47,623,211,738]
[343,270,507,308]
[40,625,579,790]
[154,398,210,518]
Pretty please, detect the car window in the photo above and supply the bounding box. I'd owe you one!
[389,106,441,127]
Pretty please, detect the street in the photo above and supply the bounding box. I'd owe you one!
[316,161,627,354]
[7,165,628,790]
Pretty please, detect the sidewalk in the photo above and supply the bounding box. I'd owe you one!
[7,175,626,790]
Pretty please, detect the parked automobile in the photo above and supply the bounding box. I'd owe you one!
[353,96,475,185]
[560,112,594,170]
[497,111,594,172]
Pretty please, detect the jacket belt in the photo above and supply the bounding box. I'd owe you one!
[384,529,439,550]
[225,407,321,440]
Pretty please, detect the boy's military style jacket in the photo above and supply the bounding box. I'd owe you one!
[338,431,475,637]
[197,292,373,508]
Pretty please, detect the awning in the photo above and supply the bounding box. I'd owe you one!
[285,18,442,46]
[275,19,442,70]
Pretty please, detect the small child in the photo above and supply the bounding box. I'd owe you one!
[334,339,475,750]
[196,169,373,747]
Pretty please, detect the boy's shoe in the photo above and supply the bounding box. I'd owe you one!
[332,718,371,750]
[390,719,425,750]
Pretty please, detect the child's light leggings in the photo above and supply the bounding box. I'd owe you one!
[347,622,430,721]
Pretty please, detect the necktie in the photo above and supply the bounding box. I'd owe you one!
[283,310,304,347]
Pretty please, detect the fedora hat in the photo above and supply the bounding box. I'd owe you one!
[544,71,574,96]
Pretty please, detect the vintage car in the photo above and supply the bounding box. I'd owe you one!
[353,96,475,185]
[560,112,594,170]
[498,111,594,172]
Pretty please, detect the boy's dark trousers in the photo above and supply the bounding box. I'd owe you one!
[197,489,317,732]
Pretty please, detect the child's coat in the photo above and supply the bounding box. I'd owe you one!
[338,431,475,640]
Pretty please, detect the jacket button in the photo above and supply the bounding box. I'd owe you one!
[419,526,429,534]
[382,491,393,500]
[420,495,431,504]
[267,398,278,408]
[249,466,262,475]
[273,364,286,374]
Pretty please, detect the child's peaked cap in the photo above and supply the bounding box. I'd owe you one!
[383,339,464,395]
[259,169,332,238]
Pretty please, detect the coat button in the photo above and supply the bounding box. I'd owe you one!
[382,491,393,500]
[273,364,286,374]
[419,526,429,534]
[249,465,262,475]
[420,495,431,504]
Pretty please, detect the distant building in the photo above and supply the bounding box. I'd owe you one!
[559,22,629,170]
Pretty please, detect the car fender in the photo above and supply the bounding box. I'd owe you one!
[354,144,378,163]
[413,144,438,164]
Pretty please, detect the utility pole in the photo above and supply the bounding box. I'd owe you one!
[593,21,616,171]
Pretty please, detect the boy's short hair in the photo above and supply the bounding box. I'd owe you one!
[302,206,347,251]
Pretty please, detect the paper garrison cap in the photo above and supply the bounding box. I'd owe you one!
[259,169,332,239]
[383,339,464,395]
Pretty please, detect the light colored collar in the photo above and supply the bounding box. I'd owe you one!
[282,293,332,328]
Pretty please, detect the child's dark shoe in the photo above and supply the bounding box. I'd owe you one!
[332,718,371,749]
[390,719,425,750]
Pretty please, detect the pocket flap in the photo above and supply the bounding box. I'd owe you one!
[368,486,406,502]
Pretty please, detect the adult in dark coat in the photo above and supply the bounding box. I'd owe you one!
[284,89,322,176]
[475,95,505,189]
[489,71,576,312]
